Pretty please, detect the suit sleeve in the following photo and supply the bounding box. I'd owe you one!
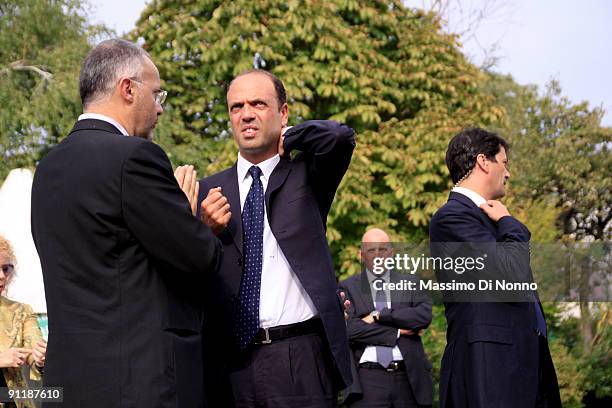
[339,282,398,347]
[122,141,222,278]
[377,300,432,331]
[430,210,532,295]
[283,120,355,220]
[431,210,530,243]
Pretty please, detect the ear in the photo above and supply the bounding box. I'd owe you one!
[475,153,489,174]
[280,103,288,127]
[118,78,135,104]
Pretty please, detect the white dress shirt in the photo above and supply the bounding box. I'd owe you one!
[78,113,129,136]
[359,269,403,363]
[452,186,486,207]
[236,153,317,329]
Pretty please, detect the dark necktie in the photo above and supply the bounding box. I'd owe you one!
[234,166,265,350]
[373,278,394,368]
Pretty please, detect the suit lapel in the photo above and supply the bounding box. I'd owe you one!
[389,270,409,307]
[359,270,405,311]
[265,157,291,219]
[223,164,243,257]
[358,271,376,312]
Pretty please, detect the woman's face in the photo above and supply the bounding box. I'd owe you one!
[0,251,14,294]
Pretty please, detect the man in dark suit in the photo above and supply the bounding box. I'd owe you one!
[339,228,434,408]
[31,39,222,407]
[198,69,354,407]
[429,127,561,408]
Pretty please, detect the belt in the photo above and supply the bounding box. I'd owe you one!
[252,318,323,345]
[360,361,405,372]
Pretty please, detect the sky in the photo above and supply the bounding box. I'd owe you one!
[88,0,612,126]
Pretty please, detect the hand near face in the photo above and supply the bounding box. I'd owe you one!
[0,347,30,368]
[479,200,511,222]
[32,340,47,368]
[278,127,289,158]
[200,187,231,235]
[174,165,199,216]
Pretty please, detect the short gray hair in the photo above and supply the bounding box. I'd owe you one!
[79,39,150,108]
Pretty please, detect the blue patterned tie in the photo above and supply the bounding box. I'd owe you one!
[374,279,394,368]
[235,166,265,350]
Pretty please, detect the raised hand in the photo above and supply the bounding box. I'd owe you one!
[174,165,199,216]
[200,187,231,235]
[32,340,47,368]
[480,200,511,222]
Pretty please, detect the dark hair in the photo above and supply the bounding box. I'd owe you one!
[228,69,287,109]
[445,127,509,183]
[79,39,150,108]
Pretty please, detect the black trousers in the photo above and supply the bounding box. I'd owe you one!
[348,365,426,408]
[229,333,337,408]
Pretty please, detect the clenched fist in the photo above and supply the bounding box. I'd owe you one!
[200,187,231,235]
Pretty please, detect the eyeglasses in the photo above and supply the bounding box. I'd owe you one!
[129,78,168,105]
[1,264,14,275]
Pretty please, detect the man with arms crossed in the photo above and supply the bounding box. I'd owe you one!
[199,69,354,407]
[31,39,221,407]
[340,228,434,408]
[429,127,561,408]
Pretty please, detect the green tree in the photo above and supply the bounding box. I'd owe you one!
[134,0,502,278]
[484,73,611,243]
[0,0,106,180]
[580,309,612,402]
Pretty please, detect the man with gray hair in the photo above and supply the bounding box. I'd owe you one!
[31,39,223,407]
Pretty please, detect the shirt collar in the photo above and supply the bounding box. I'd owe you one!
[237,152,280,183]
[452,186,487,207]
[366,268,389,283]
[78,113,130,136]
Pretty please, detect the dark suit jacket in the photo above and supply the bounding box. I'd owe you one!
[198,120,355,404]
[429,192,560,408]
[31,119,222,407]
[339,270,434,406]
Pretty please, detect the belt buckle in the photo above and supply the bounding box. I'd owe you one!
[261,327,272,344]
[386,361,399,372]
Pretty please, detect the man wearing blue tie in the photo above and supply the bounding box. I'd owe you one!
[429,127,561,408]
[198,70,354,407]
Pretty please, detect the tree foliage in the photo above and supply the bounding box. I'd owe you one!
[0,0,106,180]
[484,73,612,242]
